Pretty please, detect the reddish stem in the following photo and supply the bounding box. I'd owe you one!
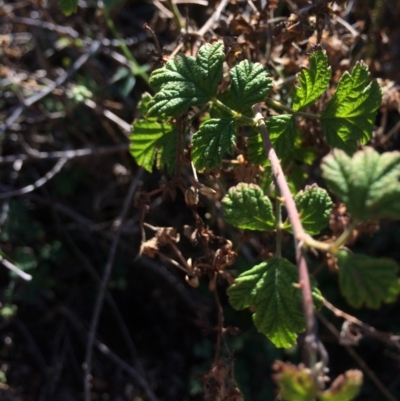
[252,105,317,368]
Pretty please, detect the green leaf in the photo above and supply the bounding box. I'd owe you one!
[148,43,224,117]
[225,60,272,113]
[337,251,400,309]
[321,62,382,153]
[283,185,332,235]
[247,130,268,166]
[58,0,78,15]
[320,370,363,401]
[267,115,297,159]
[322,147,400,222]
[222,183,275,231]
[293,49,331,111]
[130,119,178,173]
[191,118,236,170]
[247,115,297,166]
[228,258,322,348]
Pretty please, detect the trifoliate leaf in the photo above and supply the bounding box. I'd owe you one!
[337,251,400,309]
[225,60,272,113]
[222,183,275,230]
[58,0,78,15]
[320,370,363,401]
[191,118,236,170]
[130,119,178,173]
[228,258,322,348]
[273,361,318,401]
[283,185,333,235]
[293,49,331,111]
[148,43,224,117]
[322,148,400,222]
[321,62,382,153]
[247,115,297,166]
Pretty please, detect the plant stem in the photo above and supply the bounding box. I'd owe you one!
[275,197,282,258]
[213,99,255,125]
[166,0,185,31]
[252,104,318,371]
[265,98,321,120]
[102,7,149,83]
[303,221,357,254]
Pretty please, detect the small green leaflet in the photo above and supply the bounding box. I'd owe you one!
[247,115,297,165]
[228,257,322,348]
[267,115,297,159]
[58,0,78,15]
[191,118,236,170]
[130,119,178,173]
[322,148,400,222]
[222,183,275,231]
[283,185,332,235]
[224,60,272,113]
[148,43,224,117]
[293,49,331,111]
[274,363,318,401]
[337,251,400,309]
[321,61,382,154]
[137,92,153,116]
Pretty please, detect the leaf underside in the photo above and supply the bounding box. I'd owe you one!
[322,147,400,222]
[337,251,400,309]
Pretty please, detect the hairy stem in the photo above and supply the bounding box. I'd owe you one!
[212,99,254,125]
[252,104,318,371]
[265,98,320,120]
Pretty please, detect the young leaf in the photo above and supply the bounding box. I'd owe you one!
[283,185,333,235]
[273,361,319,401]
[228,258,322,348]
[320,370,363,401]
[247,115,297,165]
[337,251,400,309]
[130,119,178,173]
[148,43,224,117]
[225,60,272,113]
[191,118,236,170]
[137,92,153,116]
[293,49,331,111]
[322,148,400,222]
[321,62,382,153]
[222,183,275,230]
[58,0,78,15]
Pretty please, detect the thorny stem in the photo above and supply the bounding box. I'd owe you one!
[252,104,318,372]
[265,98,321,119]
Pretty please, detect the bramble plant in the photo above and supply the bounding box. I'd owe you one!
[130,41,400,400]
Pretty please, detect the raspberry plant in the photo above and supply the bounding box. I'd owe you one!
[130,41,400,400]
